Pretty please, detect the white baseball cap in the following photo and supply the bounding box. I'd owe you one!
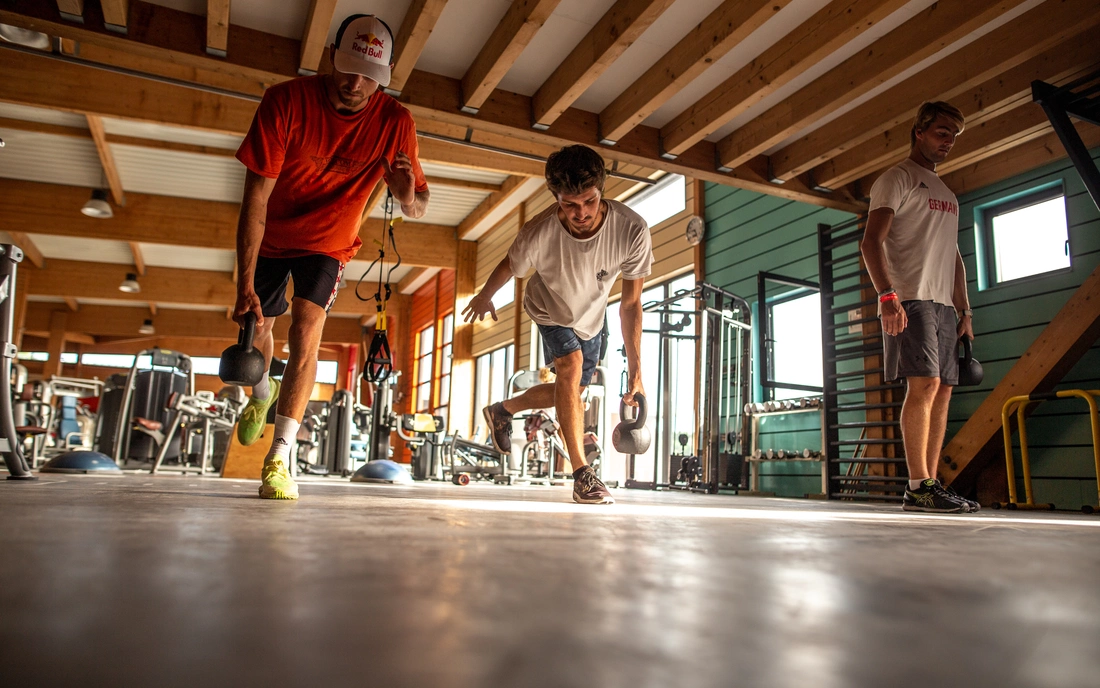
[333,14,393,87]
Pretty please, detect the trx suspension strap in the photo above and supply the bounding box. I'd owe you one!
[357,191,403,383]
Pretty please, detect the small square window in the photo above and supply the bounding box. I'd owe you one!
[981,187,1070,286]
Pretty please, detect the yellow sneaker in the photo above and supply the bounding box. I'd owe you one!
[237,377,280,446]
[258,456,298,500]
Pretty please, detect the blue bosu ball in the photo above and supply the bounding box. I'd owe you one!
[350,459,413,484]
[41,451,122,474]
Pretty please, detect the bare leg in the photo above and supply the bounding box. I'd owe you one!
[275,298,327,423]
[253,315,277,389]
[900,376,940,481]
[501,383,556,415]
[551,351,587,472]
[926,383,953,480]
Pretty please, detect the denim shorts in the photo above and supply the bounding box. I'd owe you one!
[538,322,608,387]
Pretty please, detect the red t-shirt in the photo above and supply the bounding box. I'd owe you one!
[236,75,428,264]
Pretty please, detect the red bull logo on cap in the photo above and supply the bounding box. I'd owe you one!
[352,32,386,59]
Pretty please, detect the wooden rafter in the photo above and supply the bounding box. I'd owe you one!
[934,107,1052,177]
[457,175,531,240]
[389,0,449,95]
[24,302,364,343]
[658,0,909,158]
[8,232,45,269]
[424,176,502,193]
[85,114,125,206]
[0,1,861,211]
[0,179,460,270]
[769,0,1100,182]
[64,297,79,312]
[99,0,127,31]
[531,0,674,129]
[940,122,1100,197]
[55,0,82,22]
[715,0,1029,171]
[298,0,338,75]
[460,0,562,114]
[129,241,145,276]
[397,267,439,295]
[598,0,790,146]
[206,0,231,57]
[814,47,1100,190]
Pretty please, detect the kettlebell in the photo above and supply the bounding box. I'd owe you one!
[219,312,266,387]
[612,393,652,455]
[957,335,984,387]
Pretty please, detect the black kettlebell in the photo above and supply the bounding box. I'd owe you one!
[613,393,652,455]
[957,335,984,387]
[219,312,265,386]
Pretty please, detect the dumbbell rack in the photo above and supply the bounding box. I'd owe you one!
[745,404,827,497]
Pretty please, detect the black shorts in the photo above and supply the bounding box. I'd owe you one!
[253,254,345,318]
[883,300,960,385]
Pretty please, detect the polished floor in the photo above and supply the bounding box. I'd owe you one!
[1,473,1098,688]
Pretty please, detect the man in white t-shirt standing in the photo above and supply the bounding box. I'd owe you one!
[462,145,653,505]
[860,101,979,513]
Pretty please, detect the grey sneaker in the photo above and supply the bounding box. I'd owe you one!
[483,402,513,453]
[573,465,614,505]
[903,479,967,513]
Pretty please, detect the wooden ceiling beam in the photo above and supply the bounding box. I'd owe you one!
[64,297,79,312]
[424,176,502,193]
[0,2,861,211]
[389,0,450,95]
[459,0,562,114]
[129,241,145,275]
[99,0,128,33]
[930,107,1052,177]
[85,114,126,206]
[24,302,365,343]
[715,0,1029,171]
[940,122,1100,197]
[25,258,381,318]
[598,0,791,146]
[397,267,437,295]
[531,0,674,129]
[298,0,338,75]
[8,232,45,269]
[457,176,530,240]
[770,0,1100,183]
[55,0,82,22]
[0,179,459,269]
[205,0,231,57]
[815,47,1100,190]
[658,0,909,159]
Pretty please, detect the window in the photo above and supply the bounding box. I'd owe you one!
[623,173,686,228]
[436,314,454,421]
[491,277,515,310]
[980,186,1070,286]
[17,352,78,364]
[413,324,435,412]
[767,291,823,401]
[473,344,514,433]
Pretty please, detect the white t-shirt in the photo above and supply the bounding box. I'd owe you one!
[508,199,653,340]
[869,157,959,306]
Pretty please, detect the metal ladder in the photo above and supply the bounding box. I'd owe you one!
[817,217,907,501]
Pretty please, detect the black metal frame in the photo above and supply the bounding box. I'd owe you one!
[756,271,824,400]
[0,244,33,479]
[816,219,906,501]
[1033,69,1100,211]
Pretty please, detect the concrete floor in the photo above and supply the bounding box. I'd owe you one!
[1,475,1099,688]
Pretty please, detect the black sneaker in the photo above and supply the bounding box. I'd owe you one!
[944,483,981,512]
[903,479,967,513]
[573,465,615,505]
[483,402,513,453]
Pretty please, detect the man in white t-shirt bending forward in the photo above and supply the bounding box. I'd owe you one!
[860,101,979,514]
[462,145,653,505]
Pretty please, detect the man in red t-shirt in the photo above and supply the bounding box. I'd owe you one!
[233,14,429,500]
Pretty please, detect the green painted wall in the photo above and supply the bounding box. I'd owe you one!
[703,148,1100,506]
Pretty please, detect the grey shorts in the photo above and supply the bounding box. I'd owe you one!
[883,301,959,385]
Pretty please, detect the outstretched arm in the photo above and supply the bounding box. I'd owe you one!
[619,277,645,407]
[462,257,514,323]
[235,169,278,327]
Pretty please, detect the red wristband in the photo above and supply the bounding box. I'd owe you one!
[879,292,898,304]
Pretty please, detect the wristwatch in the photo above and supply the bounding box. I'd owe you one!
[958,308,973,317]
